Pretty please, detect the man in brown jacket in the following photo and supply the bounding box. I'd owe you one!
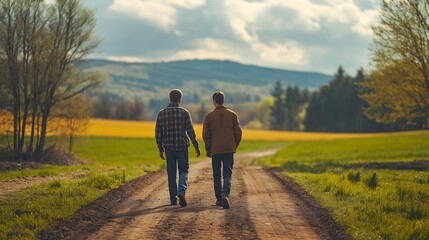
[203,91,242,209]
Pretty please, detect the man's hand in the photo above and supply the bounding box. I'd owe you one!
[159,151,165,160]
[196,148,201,157]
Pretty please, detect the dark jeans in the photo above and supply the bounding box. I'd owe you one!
[165,149,189,204]
[212,152,234,200]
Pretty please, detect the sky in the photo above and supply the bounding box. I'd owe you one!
[80,0,381,74]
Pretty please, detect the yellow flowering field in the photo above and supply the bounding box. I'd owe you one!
[83,119,424,141]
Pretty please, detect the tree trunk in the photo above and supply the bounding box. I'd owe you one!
[18,99,29,153]
[28,91,39,153]
[35,107,50,158]
[12,100,18,159]
[69,133,74,153]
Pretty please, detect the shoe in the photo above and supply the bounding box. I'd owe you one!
[171,202,177,206]
[215,200,222,207]
[177,192,187,207]
[222,196,230,209]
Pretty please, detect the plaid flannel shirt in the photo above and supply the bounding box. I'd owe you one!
[155,103,199,152]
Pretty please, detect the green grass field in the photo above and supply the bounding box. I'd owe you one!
[251,132,429,240]
[2,132,429,239]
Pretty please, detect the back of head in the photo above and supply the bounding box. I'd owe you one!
[170,89,183,103]
[212,91,225,105]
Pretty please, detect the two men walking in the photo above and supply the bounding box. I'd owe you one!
[155,89,242,209]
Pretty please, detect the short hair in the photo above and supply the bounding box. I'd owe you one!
[212,91,225,105]
[169,89,183,103]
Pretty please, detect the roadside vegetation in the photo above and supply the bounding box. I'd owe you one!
[251,132,429,240]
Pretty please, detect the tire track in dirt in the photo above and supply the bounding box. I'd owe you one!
[242,166,319,239]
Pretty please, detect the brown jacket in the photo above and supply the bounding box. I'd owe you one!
[203,106,242,156]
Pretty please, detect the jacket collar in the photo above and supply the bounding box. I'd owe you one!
[168,102,180,107]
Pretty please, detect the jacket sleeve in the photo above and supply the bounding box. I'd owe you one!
[185,111,199,149]
[155,114,164,153]
[233,113,242,148]
[202,115,211,155]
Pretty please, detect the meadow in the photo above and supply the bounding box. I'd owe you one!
[1,119,428,239]
[250,132,429,240]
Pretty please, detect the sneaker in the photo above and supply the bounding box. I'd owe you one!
[222,196,230,209]
[177,192,187,207]
[215,200,222,207]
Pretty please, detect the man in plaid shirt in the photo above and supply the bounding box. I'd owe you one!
[155,89,200,207]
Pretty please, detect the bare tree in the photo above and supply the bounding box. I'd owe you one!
[0,0,102,160]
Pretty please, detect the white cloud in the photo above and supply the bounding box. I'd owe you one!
[224,0,379,41]
[106,55,148,63]
[168,0,205,9]
[168,38,243,61]
[44,0,55,5]
[109,0,205,32]
[351,8,379,36]
[324,0,379,36]
[252,41,308,66]
[219,0,379,68]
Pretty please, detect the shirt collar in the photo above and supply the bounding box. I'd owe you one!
[215,105,226,109]
[168,102,179,107]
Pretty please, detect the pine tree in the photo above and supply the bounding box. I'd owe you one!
[270,81,287,130]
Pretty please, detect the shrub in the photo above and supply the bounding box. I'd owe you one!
[347,171,361,183]
[84,175,111,190]
[408,225,429,240]
[335,187,350,199]
[365,172,378,189]
[397,185,415,201]
[408,203,424,220]
[49,180,62,188]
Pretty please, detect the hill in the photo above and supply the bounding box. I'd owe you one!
[80,59,332,103]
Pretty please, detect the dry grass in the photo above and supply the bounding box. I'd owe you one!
[81,119,428,141]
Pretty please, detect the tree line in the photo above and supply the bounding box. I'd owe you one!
[92,92,147,120]
[304,68,391,132]
[270,0,429,132]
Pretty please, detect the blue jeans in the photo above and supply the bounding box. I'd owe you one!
[165,149,189,204]
[212,153,234,200]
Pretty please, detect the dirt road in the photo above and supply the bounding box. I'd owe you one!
[41,149,351,240]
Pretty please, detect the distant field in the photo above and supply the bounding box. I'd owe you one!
[251,131,429,240]
[83,119,425,141]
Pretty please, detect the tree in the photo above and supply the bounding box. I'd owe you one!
[363,0,429,128]
[256,96,274,129]
[0,0,102,160]
[285,85,304,131]
[197,102,208,123]
[130,98,147,120]
[305,67,391,132]
[270,81,287,130]
[55,94,91,152]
